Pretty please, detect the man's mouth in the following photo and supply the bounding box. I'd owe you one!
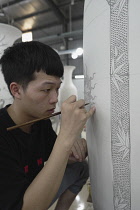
[47,108,55,114]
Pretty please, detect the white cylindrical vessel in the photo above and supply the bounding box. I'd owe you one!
[58,65,78,107]
[84,0,140,209]
[0,24,22,107]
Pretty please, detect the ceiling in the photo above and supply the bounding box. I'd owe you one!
[0,0,85,74]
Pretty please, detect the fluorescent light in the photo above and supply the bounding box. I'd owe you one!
[22,31,33,42]
[71,52,78,59]
[76,47,83,56]
[75,75,84,79]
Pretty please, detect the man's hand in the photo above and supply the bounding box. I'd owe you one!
[60,95,96,148]
[68,138,88,163]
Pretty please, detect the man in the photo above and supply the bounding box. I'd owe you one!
[0,41,95,210]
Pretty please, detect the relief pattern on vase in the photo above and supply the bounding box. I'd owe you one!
[0,33,12,107]
[0,24,21,107]
[0,34,7,57]
[84,64,96,106]
[84,0,131,209]
[108,0,131,209]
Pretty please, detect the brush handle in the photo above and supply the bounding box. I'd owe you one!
[7,103,89,131]
[7,111,61,131]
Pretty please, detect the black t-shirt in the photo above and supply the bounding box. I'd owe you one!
[0,105,57,210]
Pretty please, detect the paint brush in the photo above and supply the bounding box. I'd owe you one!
[7,103,90,131]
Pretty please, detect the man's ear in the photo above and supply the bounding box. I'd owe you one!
[10,82,23,99]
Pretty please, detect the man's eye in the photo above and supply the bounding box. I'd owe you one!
[43,89,50,92]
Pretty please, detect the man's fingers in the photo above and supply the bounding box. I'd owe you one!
[71,143,80,160]
[86,106,96,119]
[77,139,87,161]
[64,95,77,103]
[75,99,85,108]
[63,96,86,109]
[81,138,87,156]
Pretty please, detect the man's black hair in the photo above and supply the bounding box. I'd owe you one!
[0,41,64,92]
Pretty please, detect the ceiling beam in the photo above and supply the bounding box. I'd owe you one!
[22,21,60,33]
[0,0,33,8]
[22,15,83,33]
[14,0,83,22]
[14,8,51,22]
[44,0,68,25]
[1,0,84,9]
[35,29,83,43]
[37,35,83,46]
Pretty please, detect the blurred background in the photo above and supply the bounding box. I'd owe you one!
[0,0,84,78]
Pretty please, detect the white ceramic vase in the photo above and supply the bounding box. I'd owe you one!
[58,65,78,107]
[84,0,140,210]
[0,23,21,107]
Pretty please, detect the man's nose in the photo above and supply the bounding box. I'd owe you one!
[49,91,58,104]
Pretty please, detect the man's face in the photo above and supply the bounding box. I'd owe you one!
[19,71,62,120]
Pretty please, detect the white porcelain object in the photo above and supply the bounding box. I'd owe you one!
[58,66,78,107]
[0,23,22,107]
[84,0,140,209]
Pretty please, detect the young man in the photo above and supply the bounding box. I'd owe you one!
[0,41,95,210]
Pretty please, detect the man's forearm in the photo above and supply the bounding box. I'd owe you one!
[22,136,71,210]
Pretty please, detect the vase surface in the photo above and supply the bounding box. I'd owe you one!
[59,66,78,107]
[83,0,140,209]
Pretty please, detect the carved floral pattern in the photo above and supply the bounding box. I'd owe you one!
[110,0,131,209]
[84,64,96,105]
